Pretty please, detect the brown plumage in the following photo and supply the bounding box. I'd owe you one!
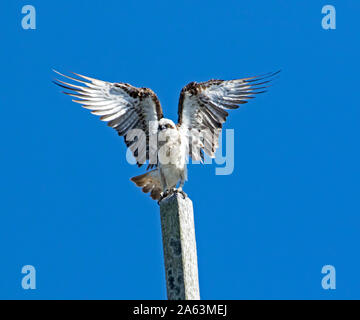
[130,170,162,200]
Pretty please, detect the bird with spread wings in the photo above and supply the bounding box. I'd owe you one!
[53,70,279,202]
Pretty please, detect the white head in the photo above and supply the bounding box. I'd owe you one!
[158,118,176,131]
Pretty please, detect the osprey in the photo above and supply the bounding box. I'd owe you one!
[53,70,279,202]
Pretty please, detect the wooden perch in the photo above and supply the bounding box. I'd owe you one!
[159,192,200,300]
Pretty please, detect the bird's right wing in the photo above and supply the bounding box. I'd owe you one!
[53,70,163,168]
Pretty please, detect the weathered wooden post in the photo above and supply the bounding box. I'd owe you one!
[159,192,200,300]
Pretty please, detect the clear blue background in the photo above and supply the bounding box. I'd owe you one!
[0,0,359,299]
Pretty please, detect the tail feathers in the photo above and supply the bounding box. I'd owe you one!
[130,170,162,200]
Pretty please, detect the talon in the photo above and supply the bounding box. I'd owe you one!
[166,188,176,196]
[175,188,187,199]
[158,189,173,204]
[158,191,167,205]
[180,191,187,199]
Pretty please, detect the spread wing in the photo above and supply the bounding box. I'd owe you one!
[53,70,163,168]
[177,71,279,161]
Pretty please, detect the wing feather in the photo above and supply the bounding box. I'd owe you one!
[53,70,163,168]
[177,71,279,159]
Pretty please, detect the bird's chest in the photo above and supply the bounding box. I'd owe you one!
[157,129,185,168]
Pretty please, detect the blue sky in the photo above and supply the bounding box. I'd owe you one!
[0,0,359,299]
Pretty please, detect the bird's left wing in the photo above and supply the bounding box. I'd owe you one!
[177,71,279,161]
[53,70,163,168]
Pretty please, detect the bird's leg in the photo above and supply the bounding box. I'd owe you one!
[159,170,168,200]
[176,177,187,199]
[158,173,175,203]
